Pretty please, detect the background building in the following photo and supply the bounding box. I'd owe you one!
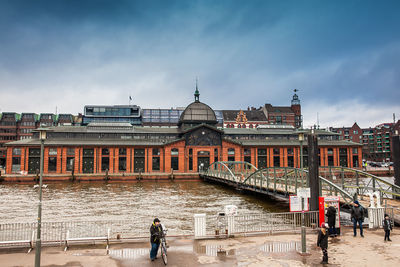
[4,90,361,178]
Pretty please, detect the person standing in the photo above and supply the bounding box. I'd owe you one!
[317,222,329,264]
[150,218,163,261]
[351,200,364,237]
[383,213,393,242]
[326,206,337,237]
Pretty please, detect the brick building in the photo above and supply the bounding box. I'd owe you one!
[0,112,74,168]
[262,92,302,128]
[331,121,400,162]
[4,90,361,179]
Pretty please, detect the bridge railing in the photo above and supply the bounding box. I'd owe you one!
[319,166,400,199]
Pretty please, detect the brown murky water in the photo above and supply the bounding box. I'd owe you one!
[0,181,287,226]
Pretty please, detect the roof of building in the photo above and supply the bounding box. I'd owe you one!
[222,110,266,121]
[238,139,361,147]
[179,101,217,124]
[264,104,294,114]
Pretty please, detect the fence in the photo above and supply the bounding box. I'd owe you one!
[195,211,319,238]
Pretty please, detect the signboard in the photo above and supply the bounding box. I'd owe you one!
[289,195,309,212]
[297,187,310,198]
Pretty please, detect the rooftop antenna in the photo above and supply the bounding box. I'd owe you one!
[55,106,58,115]
[394,113,396,123]
[129,95,132,106]
[317,112,320,129]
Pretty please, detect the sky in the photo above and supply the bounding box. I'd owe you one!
[0,0,399,128]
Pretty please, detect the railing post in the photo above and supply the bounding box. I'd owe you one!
[273,167,277,193]
[341,167,345,189]
[285,168,288,193]
[227,215,235,236]
[356,171,360,196]
[266,168,270,190]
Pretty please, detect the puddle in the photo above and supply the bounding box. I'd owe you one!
[259,241,301,254]
[108,248,149,260]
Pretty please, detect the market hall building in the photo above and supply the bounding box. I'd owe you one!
[3,91,362,181]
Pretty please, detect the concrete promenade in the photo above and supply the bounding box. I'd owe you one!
[0,227,398,267]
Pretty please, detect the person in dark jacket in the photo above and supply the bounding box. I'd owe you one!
[351,200,364,237]
[383,213,393,242]
[317,222,329,264]
[149,218,163,261]
[326,206,337,237]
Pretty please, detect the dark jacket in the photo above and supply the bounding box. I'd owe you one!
[326,206,337,226]
[317,230,328,249]
[351,205,364,221]
[150,223,163,244]
[383,218,393,231]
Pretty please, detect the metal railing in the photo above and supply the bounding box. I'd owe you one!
[0,218,194,249]
[204,211,319,236]
[201,163,399,204]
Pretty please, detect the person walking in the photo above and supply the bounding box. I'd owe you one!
[317,222,329,264]
[351,200,364,237]
[326,206,337,237]
[149,218,163,261]
[383,213,393,242]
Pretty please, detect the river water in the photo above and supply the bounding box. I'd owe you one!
[0,181,287,226]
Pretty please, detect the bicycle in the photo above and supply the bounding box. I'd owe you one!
[159,228,168,265]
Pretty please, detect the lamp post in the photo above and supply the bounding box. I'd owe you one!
[298,130,306,254]
[35,128,47,267]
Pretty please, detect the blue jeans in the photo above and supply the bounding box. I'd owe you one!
[353,219,363,236]
[328,225,337,236]
[150,242,160,260]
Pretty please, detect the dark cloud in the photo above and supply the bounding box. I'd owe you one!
[0,0,399,126]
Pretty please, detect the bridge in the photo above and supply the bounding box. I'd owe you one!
[199,161,400,207]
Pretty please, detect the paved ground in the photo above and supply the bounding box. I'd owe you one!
[0,227,399,266]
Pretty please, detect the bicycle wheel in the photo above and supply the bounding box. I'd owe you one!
[161,243,168,265]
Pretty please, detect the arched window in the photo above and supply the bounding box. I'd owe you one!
[249,124,253,128]
[228,148,235,161]
[171,148,179,170]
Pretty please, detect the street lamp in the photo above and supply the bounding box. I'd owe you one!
[35,128,47,267]
[297,130,307,254]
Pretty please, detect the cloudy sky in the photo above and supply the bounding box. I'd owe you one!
[0,0,399,128]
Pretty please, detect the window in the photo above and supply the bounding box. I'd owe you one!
[228,148,235,161]
[171,148,179,170]
[13,148,21,156]
[48,157,57,172]
[49,148,57,156]
[12,157,21,173]
[152,148,160,171]
[171,148,179,156]
[152,148,160,156]
[102,148,109,155]
[66,157,74,172]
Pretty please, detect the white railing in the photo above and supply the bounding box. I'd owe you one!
[195,211,319,238]
[0,218,193,249]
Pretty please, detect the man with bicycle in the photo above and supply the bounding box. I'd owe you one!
[150,218,163,261]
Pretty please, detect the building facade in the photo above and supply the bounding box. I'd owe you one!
[0,112,75,168]
[4,90,362,178]
[331,121,400,162]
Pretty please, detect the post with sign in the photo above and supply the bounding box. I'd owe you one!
[290,187,310,254]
